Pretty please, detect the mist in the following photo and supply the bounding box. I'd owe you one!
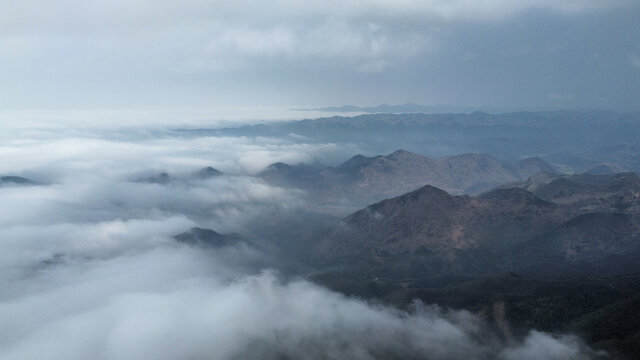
[1,259,593,360]
[0,120,602,359]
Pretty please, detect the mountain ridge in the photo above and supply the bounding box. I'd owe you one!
[259,149,555,211]
[315,172,640,279]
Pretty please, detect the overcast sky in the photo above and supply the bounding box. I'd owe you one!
[1,0,639,112]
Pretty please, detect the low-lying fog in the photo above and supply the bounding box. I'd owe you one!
[0,118,596,359]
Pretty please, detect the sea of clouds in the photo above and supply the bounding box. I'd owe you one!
[0,116,597,359]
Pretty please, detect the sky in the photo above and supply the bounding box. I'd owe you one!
[1,0,639,112]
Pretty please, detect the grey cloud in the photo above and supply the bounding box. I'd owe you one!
[0,159,306,233]
[0,217,193,289]
[500,331,596,360]
[0,0,630,35]
[0,126,325,282]
[0,255,597,360]
[0,130,344,176]
[1,1,638,110]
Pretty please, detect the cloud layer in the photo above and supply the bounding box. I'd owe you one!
[0,121,600,360]
[0,249,595,360]
[2,262,597,360]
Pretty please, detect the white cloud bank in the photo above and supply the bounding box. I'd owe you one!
[0,250,596,360]
[0,121,600,360]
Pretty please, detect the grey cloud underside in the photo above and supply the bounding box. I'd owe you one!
[0,1,639,110]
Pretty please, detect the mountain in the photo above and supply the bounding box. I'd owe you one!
[436,153,554,193]
[0,176,37,186]
[315,173,640,279]
[509,212,640,278]
[133,166,224,185]
[310,173,640,358]
[295,103,491,114]
[173,227,243,248]
[259,149,555,211]
[509,156,555,178]
[135,172,172,185]
[585,163,630,175]
[495,171,559,193]
[180,111,640,172]
[316,186,568,277]
[193,166,224,179]
[508,172,640,214]
[259,162,327,190]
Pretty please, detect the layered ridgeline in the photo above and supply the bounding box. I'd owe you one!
[315,172,640,279]
[312,172,640,358]
[180,111,640,173]
[259,149,553,210]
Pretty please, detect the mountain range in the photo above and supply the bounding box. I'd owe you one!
[293,103,496,114]
[305,171,640,358]
[316,172,640,280]
[180,111,640,173]
[259,149,554,210]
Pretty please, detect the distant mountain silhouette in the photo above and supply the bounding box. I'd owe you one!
[259,149,554,210]
[294,103,492,114]
[0,176,38,186]
[585,163,630,175]
[133,166,224,185]
[184,111,640,173]
[136,172,172,185]
[507,172,640,214]
[173,227,243,248]
[193,166,224,179]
